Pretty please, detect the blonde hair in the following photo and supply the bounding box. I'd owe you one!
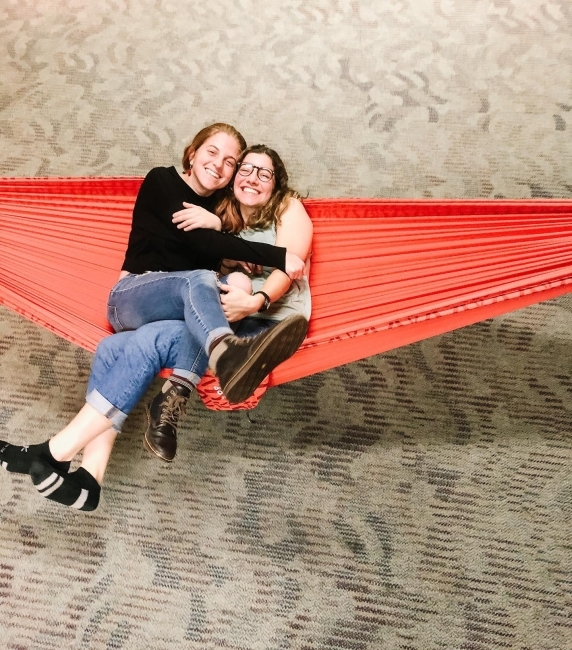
[216,144,300,234]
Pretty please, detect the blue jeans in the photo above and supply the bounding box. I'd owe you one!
[86,320,195,431]
[107,270,233,361]
[86,318,275,431]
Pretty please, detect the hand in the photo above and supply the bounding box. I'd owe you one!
[235,261,263,276]
[219,284,259,322]
[285,252,306,280]
[172,203,222,231]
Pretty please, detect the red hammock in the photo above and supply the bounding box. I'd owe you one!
[1,176,572,399]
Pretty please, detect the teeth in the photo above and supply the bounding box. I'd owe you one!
[242,187,258,194]
[205,168,221,179]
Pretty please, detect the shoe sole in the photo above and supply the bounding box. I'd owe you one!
[222,314,308,404]
[143,406,175,462]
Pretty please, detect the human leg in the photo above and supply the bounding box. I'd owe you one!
[87,321,205,462]
[27,323,200,510]
[85,321,205,463]
[0,440,71,475]
[47,404,115,461]
[86,321,202,422]
[145,315,307,464]
[1,384,114,475]
[145,312,309,457]
[2,322,200,509]
[108,271,308,404]
[28,427,116,511]
[1,380,109,474]
[143,323,211,461]
[210,314,308,403]
[223,271,252,294]
[79,427,118,484]
[107,270,233,352]
[0,403,113,510]
[143,317,280,461]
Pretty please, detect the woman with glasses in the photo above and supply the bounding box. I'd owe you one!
[106,127,308,407]
[0,144,312,511]
[143,144,313,461]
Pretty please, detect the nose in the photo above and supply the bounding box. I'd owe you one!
[244,168,259,183]
[212,154,224,170]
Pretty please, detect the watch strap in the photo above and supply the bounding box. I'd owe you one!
[254,290,271,312]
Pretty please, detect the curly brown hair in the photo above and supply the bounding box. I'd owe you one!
[215,144,300,234]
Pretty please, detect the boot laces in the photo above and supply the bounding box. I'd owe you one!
[159,394,187,428]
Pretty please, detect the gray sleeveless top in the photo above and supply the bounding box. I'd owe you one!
[238,225,311,322]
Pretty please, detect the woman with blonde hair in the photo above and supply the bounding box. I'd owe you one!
[107,124,307,405]
[0,141,312,511]
[143,143,313,461]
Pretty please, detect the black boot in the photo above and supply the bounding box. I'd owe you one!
[209,314,308,404]
[144,381,191,461]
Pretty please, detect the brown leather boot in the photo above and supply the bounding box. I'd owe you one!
[143,381,191,461]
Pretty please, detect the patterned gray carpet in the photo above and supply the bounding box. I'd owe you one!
[1,2,571,649]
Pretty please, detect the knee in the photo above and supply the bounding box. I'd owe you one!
[95,333,124,359]
[93,332,130,372]
[181,269,217,287]
[139,321,189,362]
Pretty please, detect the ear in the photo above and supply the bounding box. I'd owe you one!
[187,150,196,167]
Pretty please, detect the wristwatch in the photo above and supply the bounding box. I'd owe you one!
[254,291,271,312]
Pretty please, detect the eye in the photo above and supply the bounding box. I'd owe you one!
[225,159,235,167]
[207,148,217,155]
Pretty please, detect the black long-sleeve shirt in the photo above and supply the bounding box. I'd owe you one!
[121,166,287,274]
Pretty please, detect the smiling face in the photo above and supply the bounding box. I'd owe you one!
[187,131,241,196]
[233,152,276,216]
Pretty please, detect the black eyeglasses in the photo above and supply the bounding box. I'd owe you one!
[237,163,275,183]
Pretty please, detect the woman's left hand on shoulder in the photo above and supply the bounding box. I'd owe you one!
[219,284,259,322]
[172,202,222,231]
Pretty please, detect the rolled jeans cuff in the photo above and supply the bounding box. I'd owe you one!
[205,327,233,356]
[171,369,201,390]
[86,389,128,433]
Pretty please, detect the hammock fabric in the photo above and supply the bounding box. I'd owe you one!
[1,177,572,408]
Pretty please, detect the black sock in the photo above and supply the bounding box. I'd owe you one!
[0,439,71,475]
[29,460,101,512]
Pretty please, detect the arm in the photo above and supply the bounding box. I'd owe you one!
[181,227,293,273]
[171,200,306,279]
[221,198,313,321]
[172,202,222,231]
[130,168,293,273]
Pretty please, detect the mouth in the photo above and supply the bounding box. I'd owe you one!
[240,186,259,195]
[204,168,221,180]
